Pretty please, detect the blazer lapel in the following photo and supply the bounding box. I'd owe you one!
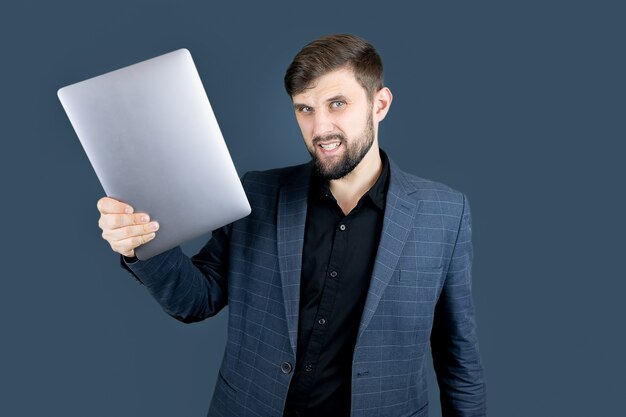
[357,160,418,342]
[277,163,312,357]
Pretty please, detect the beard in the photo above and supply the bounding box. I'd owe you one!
[308,112,375,181]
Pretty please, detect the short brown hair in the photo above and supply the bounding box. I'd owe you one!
[284,34,384,100]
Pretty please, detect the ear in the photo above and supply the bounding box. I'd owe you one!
[372,87,393,123]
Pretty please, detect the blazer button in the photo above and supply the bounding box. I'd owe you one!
[280,361,293,374]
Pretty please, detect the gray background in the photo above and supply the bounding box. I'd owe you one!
[1,1,624,416]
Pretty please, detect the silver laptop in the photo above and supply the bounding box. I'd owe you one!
[58,48,251,260]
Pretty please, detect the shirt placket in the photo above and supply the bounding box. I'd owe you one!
[296,215,350,399]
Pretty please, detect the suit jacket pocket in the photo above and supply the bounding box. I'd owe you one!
[401,402,429,417]
[211,370,245,416]
[398,266,443,282]
[394,267,444,306]
[218,370,238,398]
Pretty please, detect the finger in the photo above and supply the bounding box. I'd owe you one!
[99,211,151,231]
[97,196,134,215]
[112,232,156,255]
[103,221,159,242]
[132,212,151,224]
[99,213,136,230]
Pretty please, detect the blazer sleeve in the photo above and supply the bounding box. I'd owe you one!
[118,171,254,323]
[120,222,231,323]
[430,194,487,416]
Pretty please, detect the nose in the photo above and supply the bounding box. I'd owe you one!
[311,108,335,138]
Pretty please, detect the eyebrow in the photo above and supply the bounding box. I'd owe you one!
[293,95,350,110]
[326,95,349,103]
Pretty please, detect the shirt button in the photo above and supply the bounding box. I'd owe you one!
[280,362,293,374]
[318,317,326,325]
[330,271,338,278]
[304,364,313,372]
[339,224,346,231]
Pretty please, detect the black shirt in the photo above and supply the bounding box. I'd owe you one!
[284,151,390,417]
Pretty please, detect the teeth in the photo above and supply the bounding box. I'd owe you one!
[321,143,339,150]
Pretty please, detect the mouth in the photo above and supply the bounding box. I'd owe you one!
[319,142,341,151]
[312,134,345,156]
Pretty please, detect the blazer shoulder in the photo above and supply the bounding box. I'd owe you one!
[397,168,466,206]
[239,162,311,211]
[391,166,469,228]
[242,162,311,189]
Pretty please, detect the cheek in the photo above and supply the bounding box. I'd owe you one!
[342,113,368,137]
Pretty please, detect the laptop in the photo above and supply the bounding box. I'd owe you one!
[58,48,251,260]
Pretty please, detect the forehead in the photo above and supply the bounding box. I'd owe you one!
[292,68,366,103]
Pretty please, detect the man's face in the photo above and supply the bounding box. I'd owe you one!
[292,68,376,180]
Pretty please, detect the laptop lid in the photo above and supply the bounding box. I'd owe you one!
[58,48,251,260]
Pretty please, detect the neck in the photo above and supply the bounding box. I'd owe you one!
[328,145,383,215]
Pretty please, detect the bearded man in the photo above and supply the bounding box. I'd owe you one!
[97,34,486,417]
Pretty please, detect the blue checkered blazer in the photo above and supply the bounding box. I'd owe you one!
[123,157,486,417]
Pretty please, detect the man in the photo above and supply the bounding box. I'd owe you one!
[98,34,486,417]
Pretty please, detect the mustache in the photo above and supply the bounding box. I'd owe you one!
[312,133,346,146]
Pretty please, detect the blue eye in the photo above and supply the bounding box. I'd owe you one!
[299,106,312,113]
[331,101,345,109]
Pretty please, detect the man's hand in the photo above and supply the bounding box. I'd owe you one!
[97,197,159,258]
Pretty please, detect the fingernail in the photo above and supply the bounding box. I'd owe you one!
[125,207,134,214]
[151,222,159,230]
[141,215,149,222]
[148,232,156,239]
